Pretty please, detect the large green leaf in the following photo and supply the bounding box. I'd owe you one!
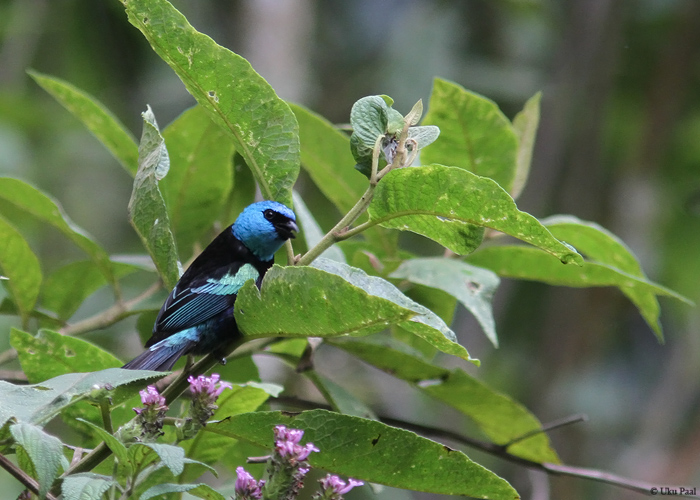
[206,409,519,499]
[0,177,117,289]
[10,422,69,499]
[128,106,181,290]
[390,257,500,346]
[28,70,138,175]
[422,78,518,192]
[467,245,690,341]
[141,483,225,500]
[511,92,541,200]
[369,164,583,264]
[312,258,476,363]
[10,329,122,383]
[41,260,140,320]
[329,337,560,464]
[0,215,41,324]
[289,103,365,213]
[234,264,415,340]
[122,0,299,207]
[0,368,163,427]
[161,105,234,257]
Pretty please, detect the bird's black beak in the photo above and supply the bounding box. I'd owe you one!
[276,220,299,240]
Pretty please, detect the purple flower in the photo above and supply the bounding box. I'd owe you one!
[235,466,265,500]
[187,373,232,398]
[319,474,364,496]
[132,385,167,415]
[273,425,319,465]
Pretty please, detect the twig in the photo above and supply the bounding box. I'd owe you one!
[0,451,58,500]
[271,396,699,498]
[501,413,588,448]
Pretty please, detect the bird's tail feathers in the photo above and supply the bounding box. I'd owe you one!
[122,340,193,371]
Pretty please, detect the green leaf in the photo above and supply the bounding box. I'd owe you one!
[369,164,583,264]
[206,409,519,499]
[305,370,377,419]
[28,70,139,175]
[289,103,365,213]
[161,105,234,257]
[234,264,416,340]
[390,257,500,346]
[312,258,476,364]
[75,418,130,466]
[0,368,164,427]
[292,191,346,264]
[0,177,117,290]
[467,245,690,341]
[10,422,69,499]
[543,215,692,340]
[133,443,186,476]
[0,215,41,324]
[42,260,140,320]
[422,78,519,192]
[128,106,181,290]
[406,125,440,150]
[141,483,225,500]
[330,337,560,464]
[11,329,122,383]
[511,92,541,200]
[122,0,299,207]
[61,473,116,500]
[350,96,398,178]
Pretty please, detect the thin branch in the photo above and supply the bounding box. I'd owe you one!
[61,281,162,336]
[0,451,58,500]
[271,396,699,498]
[502,413,588,448]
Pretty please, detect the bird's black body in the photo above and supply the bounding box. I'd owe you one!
[123,201,297,371]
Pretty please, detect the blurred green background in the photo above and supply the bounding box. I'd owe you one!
[1,1,699,499]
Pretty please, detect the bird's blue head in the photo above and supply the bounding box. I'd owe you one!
[232,201,298,261]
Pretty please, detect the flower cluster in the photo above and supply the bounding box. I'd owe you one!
[178,373,232,440]
[313,474,364,500]
[234,466,265,500]
[131,385,168,441]
[274,425,320,465]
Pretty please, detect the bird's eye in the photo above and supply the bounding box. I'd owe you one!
[264,209,275,221]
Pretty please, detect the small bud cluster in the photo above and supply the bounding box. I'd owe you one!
[131,385,168,441]
[177,373,232,440]
[234,466,265,500]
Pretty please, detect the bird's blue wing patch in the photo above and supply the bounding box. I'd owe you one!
[156,264,259,333]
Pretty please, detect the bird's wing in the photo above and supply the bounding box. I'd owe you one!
[152,263,260,336]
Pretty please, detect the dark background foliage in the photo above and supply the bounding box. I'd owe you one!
[1,1,699,498]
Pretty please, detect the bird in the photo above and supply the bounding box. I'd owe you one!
[122,200,298,371]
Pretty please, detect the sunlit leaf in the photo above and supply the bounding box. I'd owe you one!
[422,78,518,191]
[122,0,299,207]
[369,164,583,264]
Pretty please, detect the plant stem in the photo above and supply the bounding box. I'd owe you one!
[0,451,58,500]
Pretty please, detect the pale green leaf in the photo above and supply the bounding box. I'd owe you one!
[422,78,518,191]
[511,91,541,200]
[28,70,138,175]
[122,0,299,207]
[390,257,500,346]
[61,473,116,500]
[11,422,69,499]
[141,483,225,500]
[0,215,41,323]
[128,106,180,290]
